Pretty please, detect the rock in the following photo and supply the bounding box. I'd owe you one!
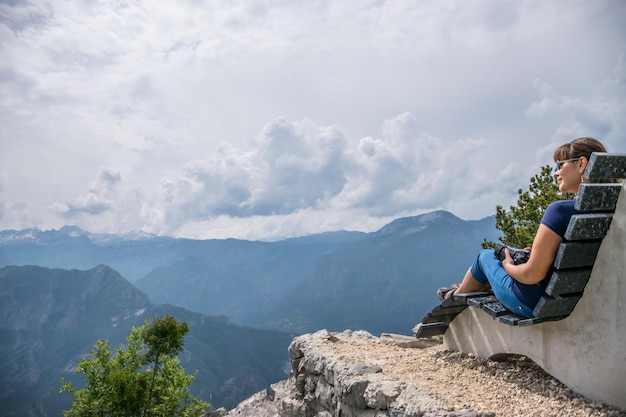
[220,330,481,416]
[380,332,442,348]
[349,363,383,375]
[203,407,228,416]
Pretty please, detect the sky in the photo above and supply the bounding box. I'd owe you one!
[1,0,625,241]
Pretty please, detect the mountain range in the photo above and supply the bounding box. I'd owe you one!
[0,225,365,284]
[254,211,500,335]
[0,264,293,417]
[0,210,501,416]
[1,210,500,335]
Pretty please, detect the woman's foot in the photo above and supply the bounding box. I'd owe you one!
[436,283,460,301]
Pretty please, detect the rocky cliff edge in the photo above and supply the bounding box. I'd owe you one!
[208,329,623,417]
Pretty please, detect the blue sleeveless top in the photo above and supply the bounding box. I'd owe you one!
[512,200,584,308]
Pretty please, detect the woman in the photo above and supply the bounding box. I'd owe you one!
[438,137,608,318]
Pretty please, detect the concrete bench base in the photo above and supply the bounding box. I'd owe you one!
[444,182,626,410]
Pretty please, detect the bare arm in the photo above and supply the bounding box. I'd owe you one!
[502,224,562,285]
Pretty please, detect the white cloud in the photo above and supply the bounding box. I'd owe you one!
[156,118,349,231]
[150,112,528,238]
[55,168,122,216]
[525,53,626,149]
[1,0,625,240]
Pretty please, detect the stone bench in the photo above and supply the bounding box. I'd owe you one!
[412,152,626,409]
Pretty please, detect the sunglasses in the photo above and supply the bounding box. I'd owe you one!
[555,158,580,171]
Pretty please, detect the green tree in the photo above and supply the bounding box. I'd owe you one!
[141,314,190,417]
[482,165,574,249]
[60,315,209,417]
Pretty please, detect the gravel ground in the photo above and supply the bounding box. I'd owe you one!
[326,332,625,417]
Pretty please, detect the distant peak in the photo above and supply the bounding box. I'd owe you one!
[413,210,458,222]
[374,210,461,237]
[59,225,87,236]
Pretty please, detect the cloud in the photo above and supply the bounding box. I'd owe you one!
[57,168,122,216]
[1,1,625,240]
[156,112,501,233]
[339,113,442,214]
[525,54,626,149]
[158,118,349,228]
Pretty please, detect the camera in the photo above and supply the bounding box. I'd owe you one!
[494,244,530,265]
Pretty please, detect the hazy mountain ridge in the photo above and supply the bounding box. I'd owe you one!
[134,211,499,334]
[0,264,294,417]
[254,211,500,334]
[0,225,169,243]
[133,237,362,324]
[0,227,365,284]
[372,209,461,237]
[0,211,500,335]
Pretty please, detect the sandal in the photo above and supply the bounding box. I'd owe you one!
[436,284,459,301]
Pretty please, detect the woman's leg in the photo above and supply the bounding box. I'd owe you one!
[469,249,534,317]
[455,267,488,294]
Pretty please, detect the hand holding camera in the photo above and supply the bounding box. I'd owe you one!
[494,244,530,265]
